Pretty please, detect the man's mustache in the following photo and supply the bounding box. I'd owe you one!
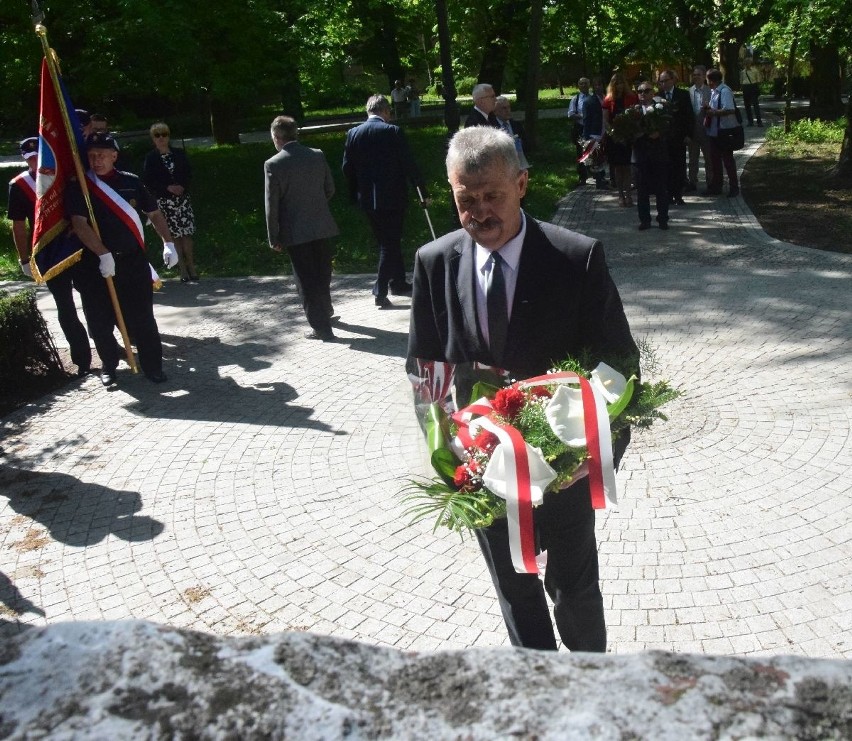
[465,217,500,232]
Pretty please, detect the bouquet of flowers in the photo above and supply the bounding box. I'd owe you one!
[609,99,672,142]
[404,351,680,572]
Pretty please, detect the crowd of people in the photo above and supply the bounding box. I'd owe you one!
[567,65,747,230]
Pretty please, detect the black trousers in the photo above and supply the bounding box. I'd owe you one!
[667,142,687,201]
[634,160,670,226]
[286,238,333,334]
[365,208,407,298]
[475,478,606,651]
[76,250,162,376]
[46,263,92,372]
[742,84,762,125]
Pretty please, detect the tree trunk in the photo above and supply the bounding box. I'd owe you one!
[434,0,460,134]
[784,7,802,134]
[831,94,852,179]
[210,98,240,145]
[809,41,844,119]
[523,0,543,152]
[718,40,741,88]
[280,59,304,124]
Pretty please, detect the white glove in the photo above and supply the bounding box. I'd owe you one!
[162,241,179,269]
[20,261,33,279]
[98,252,116,278]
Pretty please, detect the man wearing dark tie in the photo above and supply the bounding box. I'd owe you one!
[657,70,694,206]
[464,84,501,128]
[407,126,638,651]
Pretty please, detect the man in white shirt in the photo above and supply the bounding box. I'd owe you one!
[687,64,713,191]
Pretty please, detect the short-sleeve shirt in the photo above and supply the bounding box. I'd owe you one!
[66,169,158,255]
[7,172,36,224]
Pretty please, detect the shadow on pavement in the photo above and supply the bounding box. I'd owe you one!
[0,467,164,547]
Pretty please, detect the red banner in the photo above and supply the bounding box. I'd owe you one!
[32,58,83,282]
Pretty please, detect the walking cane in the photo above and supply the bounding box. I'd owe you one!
[416,187,436,242]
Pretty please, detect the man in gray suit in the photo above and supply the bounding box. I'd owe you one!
[265,115,339,341]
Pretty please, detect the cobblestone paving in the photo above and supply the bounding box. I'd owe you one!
[1,129,850,658]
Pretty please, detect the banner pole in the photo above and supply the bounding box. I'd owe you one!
[32,22,139,373]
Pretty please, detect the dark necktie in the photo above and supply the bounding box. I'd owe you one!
[487,252,508,363]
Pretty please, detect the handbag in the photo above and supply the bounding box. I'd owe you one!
[717,96,745,151]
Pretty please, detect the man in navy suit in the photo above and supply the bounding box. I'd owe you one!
[343,94,429,308]
[657,70,694,205]
[407,126,638,651]
[464,84,501,128]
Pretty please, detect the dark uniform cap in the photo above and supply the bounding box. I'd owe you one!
[85,131,120,151]
[76,109,91,126]
[19,137,39,158]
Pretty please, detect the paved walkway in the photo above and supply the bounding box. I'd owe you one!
[1,129,850,658]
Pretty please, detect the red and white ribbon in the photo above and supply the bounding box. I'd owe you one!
[87,172,146,250]
[451,371,618,574]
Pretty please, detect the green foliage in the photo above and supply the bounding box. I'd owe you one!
[765,117,845,144]
[0,289,66,411]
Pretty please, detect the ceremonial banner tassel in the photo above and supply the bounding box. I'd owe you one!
[32,14,139,373]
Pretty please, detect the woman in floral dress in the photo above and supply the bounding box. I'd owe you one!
[142,122,198,281]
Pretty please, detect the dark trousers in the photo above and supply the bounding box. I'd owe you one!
[742,84,762,125]
[76,250,162,376]
[286,238,333,333]
[634,160,670,225]
[475,478,606,651]
[365,208,407,298]
[707,136,739,192]
[667,143,687,201]
[46,264,92,372]
[573,123,588,182]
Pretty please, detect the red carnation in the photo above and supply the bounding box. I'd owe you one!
[473,430,499,453]
[528,386,552,400]
[492,387,525,420]
[453,464,472,489]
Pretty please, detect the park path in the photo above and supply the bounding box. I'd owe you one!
[1,126,850,658]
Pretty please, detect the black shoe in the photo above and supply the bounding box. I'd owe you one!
[684,182,697,192]
[389,282,413,296]
[638,223,652,231]
[659,222,669,230]
[728,188,740,198]
[180,277,190,283]
[375,296,392,308]
[76,366,91,378]
[145,371,168,384]
[304,329,335,341]
[672,197,685,206]
[101,370,117,387]
[189,275,199,282]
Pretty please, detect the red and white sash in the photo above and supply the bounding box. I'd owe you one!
[12,171,37,207]
[86,171,146,251]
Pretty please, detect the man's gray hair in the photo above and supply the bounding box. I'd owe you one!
[271,115,298,142]
[471,83,494,102]
[495,95,510,106]
[446,126,520,179]
[366,94,391,116]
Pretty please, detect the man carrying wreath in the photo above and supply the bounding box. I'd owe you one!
[407,126,638,652]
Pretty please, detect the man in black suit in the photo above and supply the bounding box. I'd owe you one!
[343,94,429,308]
[265,116,339,341]
[407,126,638,651]
[464,84,500,128]
[657,70,694,205]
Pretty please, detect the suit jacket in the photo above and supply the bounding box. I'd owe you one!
[264,141,339,249]
[142,147,191,199]
[407,215,638,404]
[581,94,604,139]
[667,86,695,143]
[342,116,426,212]
[464,108,500,128]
